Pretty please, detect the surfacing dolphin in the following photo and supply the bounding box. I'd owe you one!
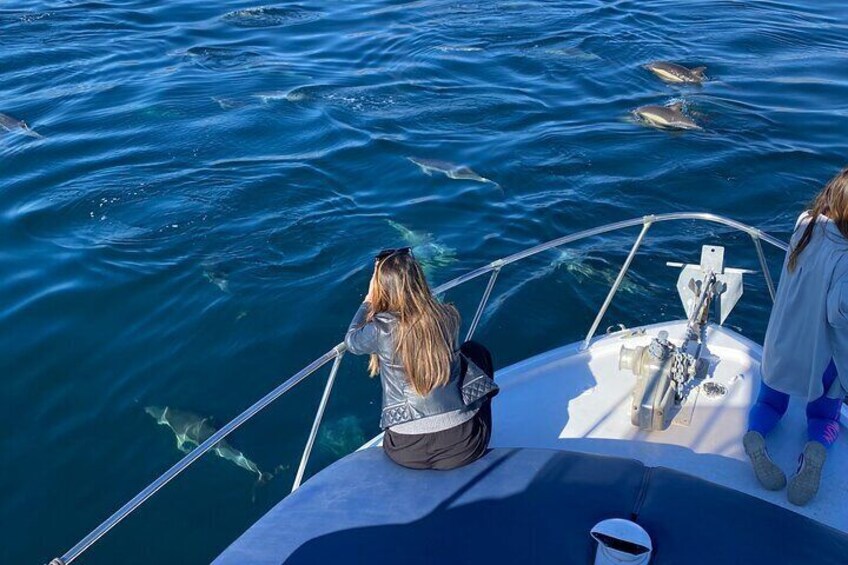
[634,101,701,131]
[145,406,272,484]
[407,157,499,188]
[387,220,457,276]
[644,62,707,84]
[0,113,44,138]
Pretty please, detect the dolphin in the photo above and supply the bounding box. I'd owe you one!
[0,113,44,138]
[203,266,229,292]
[644,62,707,84]
[634,102,701,131]
[145,406,272,484]
[387,220,457,276]
[479,248,642,328]
[212,96,249,110]
[407,157,498,187]
[550,249,641,294]
[318,415,367,457]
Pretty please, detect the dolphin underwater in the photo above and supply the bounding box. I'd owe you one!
[203,267,230,292]
[644,62,707,84]
[550,249,642,294]
[0,113,44,138]
[145,406,272,484]
[407,157,498,187]
[387,220,457,276]
[318,415,367,458]
[634,102,701,131]
[479,248,643,327]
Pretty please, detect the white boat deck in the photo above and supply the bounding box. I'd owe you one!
[489,320,848,534]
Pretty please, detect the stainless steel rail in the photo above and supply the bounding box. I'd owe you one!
[465,264,503,342]
[581,220,653,350]
[50,212,788,565]
[751,234,777,302]
[291,352,345,492]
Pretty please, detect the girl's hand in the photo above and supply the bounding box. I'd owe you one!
[365,271,376,303]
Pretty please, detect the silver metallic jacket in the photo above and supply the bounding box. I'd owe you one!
[345,303,498,429]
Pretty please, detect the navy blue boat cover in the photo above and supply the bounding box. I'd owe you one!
[215,447,848,564]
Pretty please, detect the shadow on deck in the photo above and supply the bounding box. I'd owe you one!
[215,447,848,565]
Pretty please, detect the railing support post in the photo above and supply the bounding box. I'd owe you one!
[465,263,502,342]
[292,351,345,492]
[580,220,653,350]
[751,234,776,303]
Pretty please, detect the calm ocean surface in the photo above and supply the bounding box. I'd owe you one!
[3,1,847,562]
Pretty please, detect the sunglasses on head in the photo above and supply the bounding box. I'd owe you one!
[375,247,412,262]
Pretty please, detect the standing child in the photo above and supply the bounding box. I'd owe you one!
[745,166,848,506]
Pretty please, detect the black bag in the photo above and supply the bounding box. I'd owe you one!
[459,350,499,406]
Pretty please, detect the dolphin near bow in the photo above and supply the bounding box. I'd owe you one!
[633,101,702,131]
[644,62,707,84]
[145,406,272,484]
[387,219,457,276]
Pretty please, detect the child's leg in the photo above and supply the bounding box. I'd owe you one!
[744,379,790,490]
[748,380,791,436]
[806,361,841,448]
[789,362,839,506]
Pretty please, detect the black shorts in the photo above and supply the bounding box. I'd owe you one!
[382,341,494,471]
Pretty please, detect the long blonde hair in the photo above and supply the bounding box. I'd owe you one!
[367,251,460,396]
[788,166,848,272]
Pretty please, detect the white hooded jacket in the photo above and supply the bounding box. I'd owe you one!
[762,213,848,400]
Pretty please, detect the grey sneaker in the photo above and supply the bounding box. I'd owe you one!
[743,431,787,491]
[787,441,827,506]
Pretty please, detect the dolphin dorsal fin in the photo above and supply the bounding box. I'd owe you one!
[691,66,707,77]
[668,101,684,112]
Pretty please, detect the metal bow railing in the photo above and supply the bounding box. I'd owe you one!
[49,212,788,565]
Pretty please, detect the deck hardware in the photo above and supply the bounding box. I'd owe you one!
[674,245,745,326]
[620,328,646,339]
[702,381,727,398]
[622,245,747,431]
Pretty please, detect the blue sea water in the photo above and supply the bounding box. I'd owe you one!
[2,1,847,563]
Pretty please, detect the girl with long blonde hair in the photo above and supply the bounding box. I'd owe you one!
[345,247,498,470]
[744,166,848,505]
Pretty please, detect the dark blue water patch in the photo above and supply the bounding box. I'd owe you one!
[179,45,268,71]
[3,0,848,563]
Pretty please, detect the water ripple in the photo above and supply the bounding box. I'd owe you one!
[221,5,323,28]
